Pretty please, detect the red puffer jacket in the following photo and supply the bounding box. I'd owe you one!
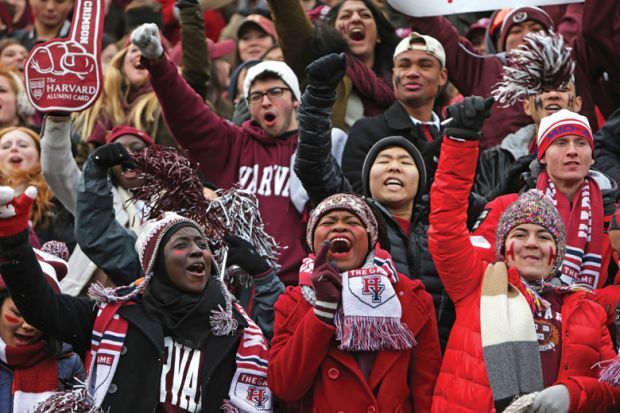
[269,276,441,412]
[428,138,619,412]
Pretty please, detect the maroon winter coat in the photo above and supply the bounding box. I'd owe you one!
[409,0,620,148]
[269,276,441,412]
[144,56,305,286]
[429,138,619,412]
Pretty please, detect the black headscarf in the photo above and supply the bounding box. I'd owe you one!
[142,222,227,349]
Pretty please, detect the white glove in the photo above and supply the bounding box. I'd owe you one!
[531,385,570,413]
[130,23,163,60]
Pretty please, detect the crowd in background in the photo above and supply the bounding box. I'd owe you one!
[0,0,619,411]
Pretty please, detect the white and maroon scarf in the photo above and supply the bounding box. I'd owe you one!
[299,245,416,351]
[48,300,272,413]
[0,336,58,412]
[537,171,604,288]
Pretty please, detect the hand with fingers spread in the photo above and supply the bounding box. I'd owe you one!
[92,143,136,170]
[311,241,342,324]
[445,96,494,141]
[130,23,164,61]
[224,235,271,278]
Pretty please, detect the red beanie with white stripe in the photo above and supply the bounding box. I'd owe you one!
[536,109,593,161]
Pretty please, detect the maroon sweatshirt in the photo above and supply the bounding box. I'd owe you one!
[144,56,305,286]
[409,0,620,149]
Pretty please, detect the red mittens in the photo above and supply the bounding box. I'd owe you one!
[0,186,37,237]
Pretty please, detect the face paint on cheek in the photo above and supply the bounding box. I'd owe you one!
[534,96,544,111]
[394,74,402,87]
[506,241,515,262]
[567,95,575,109]
[4,314,20,324]
[547,245,556,266]
[171,250,185,257]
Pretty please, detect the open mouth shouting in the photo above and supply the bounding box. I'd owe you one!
[262,111,277,128]
[348,26,366,42]
[186,261,207,278]
[328,236,353,259]
[384,177,404,191]
[7,155,24,169]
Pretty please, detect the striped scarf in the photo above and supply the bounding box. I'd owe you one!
[480,263,544,412]
[299,246,416,351]
[0,337,58,412]
[86,301,272,413]
[537,171,604,288]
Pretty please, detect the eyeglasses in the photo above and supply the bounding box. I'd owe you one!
[247,87,291,105]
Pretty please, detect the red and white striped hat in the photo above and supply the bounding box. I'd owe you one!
[536,109,593,161]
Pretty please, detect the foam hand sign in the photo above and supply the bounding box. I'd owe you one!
[0,186,37,237]
[24,0,104,112]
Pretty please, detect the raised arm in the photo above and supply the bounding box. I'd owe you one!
[177,0,210,100]
[295,53,353,207]
[407,15,503,97]
[75,147,142,285]
[428,97,493,304]
[40,115,81,214]
[0,193,95,356]
[131,24,244,184]
[266,0,315,82]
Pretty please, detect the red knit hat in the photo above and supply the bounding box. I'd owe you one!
[105,125,155,147]
[536,109,593,160]
[498,7,553,52]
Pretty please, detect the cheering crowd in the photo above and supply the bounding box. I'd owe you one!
[0,0,620,411]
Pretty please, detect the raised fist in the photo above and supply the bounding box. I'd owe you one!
[131,23,164,61]
[24,0,104,112]
[306,53,347,90]
[445,96,494,141]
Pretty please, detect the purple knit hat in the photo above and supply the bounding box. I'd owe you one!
[496,189,566,270]
[306,193,378,253]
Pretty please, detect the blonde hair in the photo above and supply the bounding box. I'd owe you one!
[73,46,162,141]
[0,127,54,228]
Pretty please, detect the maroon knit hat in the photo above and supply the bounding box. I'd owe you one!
[105,125,155,147]
[498,7,553,52]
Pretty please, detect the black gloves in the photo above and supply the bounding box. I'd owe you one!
[92,143,136,169]
[224,235,271,277]
[445,96,494,141]
[310,241,342,324]
[306,52,347,90]
[303,53,347,108]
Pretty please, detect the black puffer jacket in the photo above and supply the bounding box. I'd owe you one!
[594,107,620,190]
[295,80,457,349]
[473,124,536,202]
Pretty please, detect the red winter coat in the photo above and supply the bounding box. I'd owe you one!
[428,138,619,412]
[471,177,620,316]
[144,56,305,286]
[269,276,441,412]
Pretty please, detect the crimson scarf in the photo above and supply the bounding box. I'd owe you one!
[536,171,604,288]
[345,53,394,117]
[0,337,58,411]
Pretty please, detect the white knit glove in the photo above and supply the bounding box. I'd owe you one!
[130,23,163,60]
[531,385,569,413]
